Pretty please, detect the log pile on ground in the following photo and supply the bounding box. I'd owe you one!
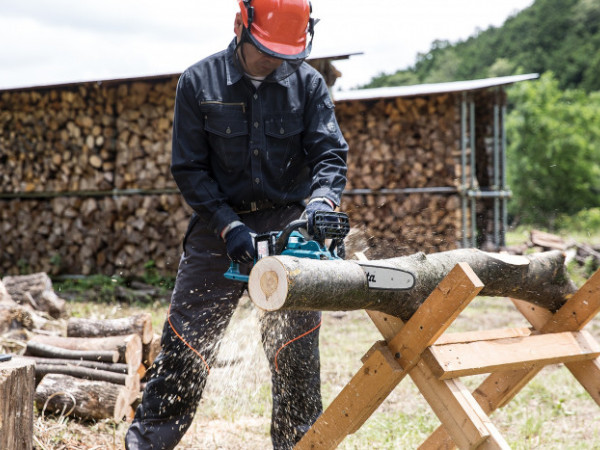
[0,274,162,422]
[504,229,600,271]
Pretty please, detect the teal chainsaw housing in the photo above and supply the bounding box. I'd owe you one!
[224,212,349,283]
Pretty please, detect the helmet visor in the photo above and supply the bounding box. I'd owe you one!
[236,32,307,83]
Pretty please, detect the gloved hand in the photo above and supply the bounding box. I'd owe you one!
[224,224,256,264]
[304,199,334,236]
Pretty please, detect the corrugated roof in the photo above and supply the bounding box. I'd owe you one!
[0,52,364,93]
[333,73,540,102]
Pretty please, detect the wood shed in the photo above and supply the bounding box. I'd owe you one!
[334,73,539,257]
[0,65,538,276]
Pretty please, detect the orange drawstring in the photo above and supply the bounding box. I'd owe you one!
[274,320,322,372]
[167,303,211,374]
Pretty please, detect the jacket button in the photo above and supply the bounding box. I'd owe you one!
[254,121,259,128]
[255,178,261,184]
[253,149,259,156]
[280,128,285,134]
[226,127,231,134]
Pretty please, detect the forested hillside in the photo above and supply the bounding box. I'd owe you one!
[363,0,600,229]
[365,0,600,92]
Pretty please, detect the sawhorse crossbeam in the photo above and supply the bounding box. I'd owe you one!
[295,263,600,449]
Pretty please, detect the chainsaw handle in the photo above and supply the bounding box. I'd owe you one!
[274,219,308,254]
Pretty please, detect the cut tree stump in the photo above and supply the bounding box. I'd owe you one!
[249,249,576,320]
[35,373,134,421]
[0,356,35,450]
[67,313,153,344]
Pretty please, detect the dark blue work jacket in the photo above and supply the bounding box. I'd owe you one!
[170,39,348,235]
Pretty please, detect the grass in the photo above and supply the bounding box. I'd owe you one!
[38,295,600,449]
[34,228,600,449]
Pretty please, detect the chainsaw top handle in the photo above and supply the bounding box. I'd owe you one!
[274,219,307,255]
[274,211,350,255]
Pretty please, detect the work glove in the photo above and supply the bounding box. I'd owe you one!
[303,198,334,236]
[224,224,256,264]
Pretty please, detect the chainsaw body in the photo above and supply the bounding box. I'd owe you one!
[224,211,349,283]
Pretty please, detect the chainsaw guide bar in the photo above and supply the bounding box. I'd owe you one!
[355,261,415,291]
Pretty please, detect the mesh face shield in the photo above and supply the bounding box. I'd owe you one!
[236,0,316,83]
[235,27,311,83]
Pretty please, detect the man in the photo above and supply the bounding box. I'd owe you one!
[125,0,348,448]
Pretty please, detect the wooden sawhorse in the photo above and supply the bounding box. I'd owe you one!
[295,263,600,449]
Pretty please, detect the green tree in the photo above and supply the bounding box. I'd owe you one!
[506,73,600,226]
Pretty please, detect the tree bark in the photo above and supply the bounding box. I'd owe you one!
[27,333,142,370]
[34,364,129,385]
[22,356,129,374]
[25,341,119,363]
[35,373,132,421]
[0,357,35,450]
[248,249,577,320]
[67,313,153,344]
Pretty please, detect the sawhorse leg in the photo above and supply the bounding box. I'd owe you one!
[295,263,489,449]
[420,268,600,449]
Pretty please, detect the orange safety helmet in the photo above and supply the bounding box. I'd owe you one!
[238,0,315,60]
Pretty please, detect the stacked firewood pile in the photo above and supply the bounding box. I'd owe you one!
[0,79,179,194]
[2,77,476,276]
[0,272,160,422]
[0,85,117,193]
[113,80,177,190]
[336,94,463,256]
[0,194,190,276]
[0,77,187,277]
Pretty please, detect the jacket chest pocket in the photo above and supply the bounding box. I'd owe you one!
[264,113,305,173]
[201,102,249,172]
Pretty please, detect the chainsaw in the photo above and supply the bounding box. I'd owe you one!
[224,211,349,283]
[224,211,415,290]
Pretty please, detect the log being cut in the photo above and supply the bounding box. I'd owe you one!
[248,249,577,320]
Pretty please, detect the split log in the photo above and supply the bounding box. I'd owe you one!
[0,280,13,304]
[27,333,143,370]
[25,341,119,363]
[2,272,66,318]
[142,333,162,368]
[248,249,577,320]
[67,313,153,344]
[0,357,35,450]
[35,373,133,421]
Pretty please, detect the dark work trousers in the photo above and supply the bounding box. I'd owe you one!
[125,204,323,450]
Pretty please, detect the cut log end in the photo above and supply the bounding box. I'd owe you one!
[248,257,289,311]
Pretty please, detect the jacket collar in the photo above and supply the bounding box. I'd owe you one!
[225,38,291,88]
